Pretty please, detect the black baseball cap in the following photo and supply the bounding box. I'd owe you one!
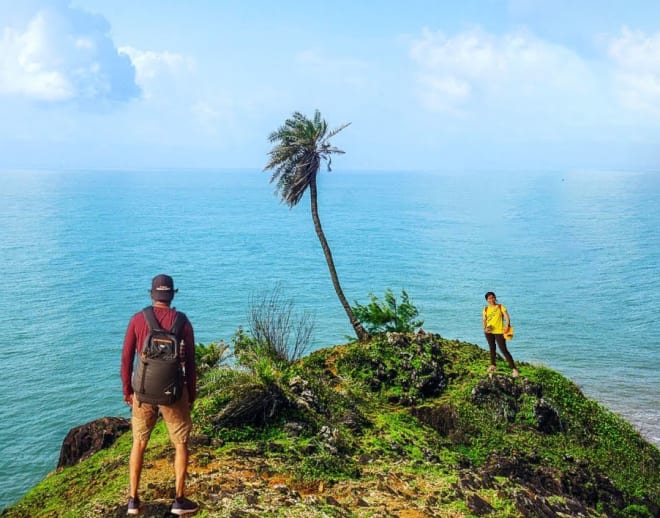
[150,274,178,301]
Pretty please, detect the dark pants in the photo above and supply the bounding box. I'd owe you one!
[485,333,516,369]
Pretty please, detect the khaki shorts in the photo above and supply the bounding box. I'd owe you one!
[131,388,192,444]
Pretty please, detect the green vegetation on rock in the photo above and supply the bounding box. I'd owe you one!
[3,331,659,517]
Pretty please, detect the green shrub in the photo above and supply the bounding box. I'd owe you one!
[247,287,314,363]
[352,289,423,334]
[195,340,230,377]
[233,288,315,378]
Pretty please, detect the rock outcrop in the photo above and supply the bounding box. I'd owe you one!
[57,416,130,468]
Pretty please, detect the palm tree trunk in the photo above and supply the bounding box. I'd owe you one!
[309,178,370,342]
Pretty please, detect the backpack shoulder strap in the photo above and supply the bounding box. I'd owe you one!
[142,306,165,332]
[170,311,188,336]
[171,311,188,363]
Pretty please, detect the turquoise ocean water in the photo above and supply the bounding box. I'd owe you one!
[0,168,658,509]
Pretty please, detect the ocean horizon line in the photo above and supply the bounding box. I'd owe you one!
[2,166,658,176]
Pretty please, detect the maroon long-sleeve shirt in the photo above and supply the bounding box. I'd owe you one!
[121,305,196,403]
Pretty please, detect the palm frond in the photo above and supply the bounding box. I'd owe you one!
[264,110,350,207]
[325,122,351,140]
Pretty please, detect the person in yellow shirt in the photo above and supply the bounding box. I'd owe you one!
[482,291,518,377]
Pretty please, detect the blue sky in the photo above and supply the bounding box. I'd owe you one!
[1,0,659,172]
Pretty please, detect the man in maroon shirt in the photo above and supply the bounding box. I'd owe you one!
[121,274,198,516]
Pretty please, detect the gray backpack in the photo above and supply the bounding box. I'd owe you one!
[132,306,187,405]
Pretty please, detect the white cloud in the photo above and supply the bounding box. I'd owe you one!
[417,76,470,114]
[409,27,591,114]
[0,4,139,102]
[119,46,230,135]
[119,46,194,100]
[608,27,660,115]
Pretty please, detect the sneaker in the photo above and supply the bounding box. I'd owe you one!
[487,365,497,373]
[512,368,520,378]
[127,496,141,515]
[171,497,199,515]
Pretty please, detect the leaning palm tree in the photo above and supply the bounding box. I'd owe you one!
[265,110,370,342]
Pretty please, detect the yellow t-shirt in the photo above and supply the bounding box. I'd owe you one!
[483,304,507,334]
